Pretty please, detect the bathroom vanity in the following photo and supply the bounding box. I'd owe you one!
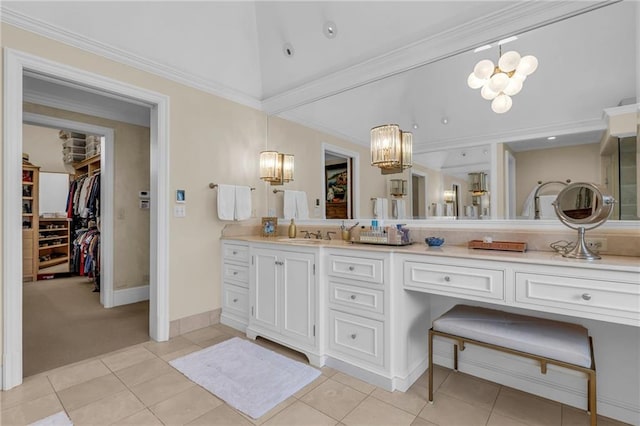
[220,237,640,424]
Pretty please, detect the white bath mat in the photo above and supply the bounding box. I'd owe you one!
[29,411,73,426]
[170,337,320,419]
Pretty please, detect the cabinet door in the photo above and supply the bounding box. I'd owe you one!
[281,251,316,346]
[251,249,279,332]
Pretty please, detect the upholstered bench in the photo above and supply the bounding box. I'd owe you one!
[428,304,596,426]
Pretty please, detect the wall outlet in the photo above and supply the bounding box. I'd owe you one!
[585,238,607,252]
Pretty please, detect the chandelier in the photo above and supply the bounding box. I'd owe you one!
[370,124,412,175]
[467,46,538,113]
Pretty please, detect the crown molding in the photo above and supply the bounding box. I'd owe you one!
[603,103,639,118]
[0,7,263,111]
[263,1,617,115]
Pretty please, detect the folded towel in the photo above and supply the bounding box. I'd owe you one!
[373,197,389,219]
[283,190,297,220]
[392,199,406,219]
[538,195,557,219]
[295,191,309,219]
[217,184,235,221]
[521,184,540,218]
[235,186,252,221]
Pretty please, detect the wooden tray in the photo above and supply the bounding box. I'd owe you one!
[468,240,527,252]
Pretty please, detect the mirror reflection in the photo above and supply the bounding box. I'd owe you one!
[279,1,638,221]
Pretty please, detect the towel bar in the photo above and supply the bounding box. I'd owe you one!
[209,183,255,190]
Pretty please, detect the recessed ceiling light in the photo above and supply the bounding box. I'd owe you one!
[474,44,492,53]
[498,36,518,45]
[323,21,337,39]
[412,123,419,130]
[547,136,556,140]
[283,43,295,57]
[441,117,449,125]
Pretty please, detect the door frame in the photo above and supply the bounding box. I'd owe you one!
[3,48,170,390]
[321,143,360,219]
[22,113,116,308]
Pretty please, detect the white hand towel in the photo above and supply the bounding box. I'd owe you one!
[539,195,557,219]
[217,184,235,221]
[283,190,297,220]
[234,186,252,221]
[521,184,540,218]
[394,199,406,219]
[295,191,309,219]
[380,198,389,219]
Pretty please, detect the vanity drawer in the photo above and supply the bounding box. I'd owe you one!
[329,281,384,315]
[329,309,384,367]
[223,263,249,286]
[328,255,383,284]
[222,283,249,320]
[515,272,640,323]
[222,243,250,264]
[404,261,505,301]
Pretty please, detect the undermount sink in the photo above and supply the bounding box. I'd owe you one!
[277,238,323,244]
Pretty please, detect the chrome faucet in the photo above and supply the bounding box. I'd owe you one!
[325,231,336,240]
[303,230,322,239]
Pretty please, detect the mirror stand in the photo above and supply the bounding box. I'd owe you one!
[565,227,600,260]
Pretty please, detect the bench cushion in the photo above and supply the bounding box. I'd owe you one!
[433,305,592,368]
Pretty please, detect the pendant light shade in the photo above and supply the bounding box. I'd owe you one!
[260,151,294,185]
[370,124,412,175]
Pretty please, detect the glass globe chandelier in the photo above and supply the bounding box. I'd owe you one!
[467,46,538,114]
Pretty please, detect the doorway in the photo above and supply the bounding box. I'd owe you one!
[3,48,170,390]
[322,143,360,220]
[411,172,427,219]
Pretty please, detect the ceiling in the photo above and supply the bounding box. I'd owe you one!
[3,1,638,169]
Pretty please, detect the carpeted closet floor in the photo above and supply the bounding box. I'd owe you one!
[23,276,149,377]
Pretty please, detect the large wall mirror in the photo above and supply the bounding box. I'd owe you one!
[277,1,638,223]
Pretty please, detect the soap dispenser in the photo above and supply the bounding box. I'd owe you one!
[288,219,297,238]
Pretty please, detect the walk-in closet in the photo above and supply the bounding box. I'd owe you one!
[22,113,151,377]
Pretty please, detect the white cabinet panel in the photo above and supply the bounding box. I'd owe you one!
[329,254,383,284]
[515,272,640,324]
[223,263,250,287]
[329,309,384,367]
[223,243,250,263]
[223,283,249,319]
[252,250,279,332]
[404,261,505,301]
[329,281,384,315]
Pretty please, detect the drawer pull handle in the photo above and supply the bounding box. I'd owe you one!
[348,266,355,271]
[275,261,284,266]
[350,333,357,340]
[233,271,238,275]
[232,251,237,255]
[582,293,592,301]
[444,276,451,282]
[350,294,356,300]
[232,298,238,303]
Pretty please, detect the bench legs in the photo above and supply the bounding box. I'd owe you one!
[428,328,597,426]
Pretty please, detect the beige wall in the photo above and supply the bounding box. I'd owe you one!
[23,124,74,174]
[514,143,601,215]
[23,103,151,290]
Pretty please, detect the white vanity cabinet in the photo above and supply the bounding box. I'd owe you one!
[325,249,390,375]
[220,241,251,330]
[247,244,319,364]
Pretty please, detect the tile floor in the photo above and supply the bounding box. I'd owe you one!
[0,323,629,426]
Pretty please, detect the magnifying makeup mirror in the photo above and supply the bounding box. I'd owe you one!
[552,182,616,260]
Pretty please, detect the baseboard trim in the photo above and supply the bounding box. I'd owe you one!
[324,356,393,391]
[220,314,248,334]
[113,285,149,307]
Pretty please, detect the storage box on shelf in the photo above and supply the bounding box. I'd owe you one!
[22,163,39,281]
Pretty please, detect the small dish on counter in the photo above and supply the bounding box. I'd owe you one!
[425,237,445,247]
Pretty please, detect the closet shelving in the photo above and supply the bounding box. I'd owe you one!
[73,154,101,177]
[22,163,40,281]
[38,218,71,269]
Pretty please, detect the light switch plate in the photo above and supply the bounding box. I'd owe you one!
[174,205,186,217]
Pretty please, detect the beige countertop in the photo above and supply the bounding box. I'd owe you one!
[223,236,640,273]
